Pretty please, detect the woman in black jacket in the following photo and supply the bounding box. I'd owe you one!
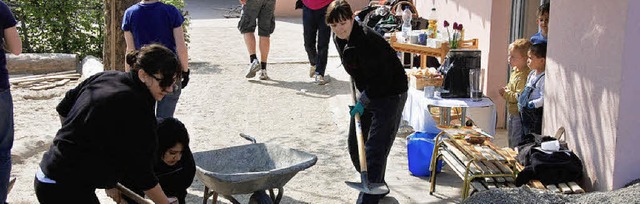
[326,1,408,203]
[35,44,182,204]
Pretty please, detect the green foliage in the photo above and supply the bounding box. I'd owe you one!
[6,0,189,58]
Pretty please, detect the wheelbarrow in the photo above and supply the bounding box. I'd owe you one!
[193,134,318,204]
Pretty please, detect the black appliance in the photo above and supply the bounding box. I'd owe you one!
[438,49,481,98]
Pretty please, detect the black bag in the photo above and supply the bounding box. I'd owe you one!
[515,149,584,186]
[515,133,584,186]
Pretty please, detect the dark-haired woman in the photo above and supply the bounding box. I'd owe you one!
[34,44,181,204]
[122,117,195,204]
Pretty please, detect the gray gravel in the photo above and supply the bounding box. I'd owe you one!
[464,182,640,204]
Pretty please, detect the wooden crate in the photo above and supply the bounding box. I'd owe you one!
[409,75,443,90]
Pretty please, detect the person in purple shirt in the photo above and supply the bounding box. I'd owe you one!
[122,0,189,118]
[0,1,22,203]
[530,3,549,45]
[300,0,333,85]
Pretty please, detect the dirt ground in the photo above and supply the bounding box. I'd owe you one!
[5,0,489,203]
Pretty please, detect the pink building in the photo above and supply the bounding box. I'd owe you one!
[274,0,640,192]
[415,0,640,191]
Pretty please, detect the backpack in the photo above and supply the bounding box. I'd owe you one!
[515,132,584,186]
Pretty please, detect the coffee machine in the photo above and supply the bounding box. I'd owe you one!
[438,49,481,98]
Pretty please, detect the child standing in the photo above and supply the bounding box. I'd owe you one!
[530,3,549,44]
[518,43,547,135]
[499,39,531,147]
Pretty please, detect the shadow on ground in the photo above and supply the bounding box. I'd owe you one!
[248,76,351,98]
[190,61,222,74]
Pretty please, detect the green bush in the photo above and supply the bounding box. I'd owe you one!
[6,0,188,58]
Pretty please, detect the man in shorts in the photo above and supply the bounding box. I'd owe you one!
[238,0,276,80]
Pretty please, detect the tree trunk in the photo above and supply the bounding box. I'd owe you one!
[103,0,138,71]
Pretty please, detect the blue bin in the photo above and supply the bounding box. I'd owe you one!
[407,132,443,177]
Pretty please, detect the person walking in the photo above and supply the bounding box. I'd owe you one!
[35,44,181,204]
[0,1,22,202]
[300,0,332,85]
[122,0,190,118]
[326,0,408,203]
[239,0,276,80]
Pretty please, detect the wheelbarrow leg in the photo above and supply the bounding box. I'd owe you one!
[268,187,283,204]
[203,186,209,204]
[211,192,218,204]
[202,186,219,204]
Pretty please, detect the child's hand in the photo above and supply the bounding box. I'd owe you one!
[498,87,507,97]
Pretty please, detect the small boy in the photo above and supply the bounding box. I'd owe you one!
[499,39,531,148]
[518,43,546,136]
[530,3,549,44]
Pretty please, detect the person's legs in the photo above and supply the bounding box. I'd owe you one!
[507,113,523,148]
[302,6,318,76]
[156,84,182,118]
[256,0,275,79]
[352,92,407,204]
[259,36,270,65]
[238,0,261,78]
[244,33,257,57]
[0,89,14,203]
[314,6,331,77]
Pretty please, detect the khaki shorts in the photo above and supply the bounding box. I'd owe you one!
[238,0,276,37]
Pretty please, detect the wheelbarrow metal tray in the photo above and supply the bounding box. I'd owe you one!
[194,143,317,195]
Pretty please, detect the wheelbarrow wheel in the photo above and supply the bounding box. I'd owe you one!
[249,190,273,204]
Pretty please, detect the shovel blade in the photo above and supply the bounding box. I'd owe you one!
[345,181,389,195]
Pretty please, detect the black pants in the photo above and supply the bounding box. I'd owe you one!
[521,107,543,135]
[34,177,99,204]
[348,92,407,203]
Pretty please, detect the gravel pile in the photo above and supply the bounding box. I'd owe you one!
[568,182,640,204]
[463,186,569,204]
[464,182,640,204]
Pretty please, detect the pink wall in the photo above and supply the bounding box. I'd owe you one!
[414,0,640,191]
[415,0,511,128]
[613,0,640,190]
[545,0,640,191]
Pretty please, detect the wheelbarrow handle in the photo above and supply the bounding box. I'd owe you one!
[115,183,153,204]
[239,133,257,144]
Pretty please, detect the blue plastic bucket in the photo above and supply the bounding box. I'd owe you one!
[407,132,443,177]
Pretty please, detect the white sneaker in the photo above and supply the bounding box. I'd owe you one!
[315,75,328,85]
[245,59,260,78]
[309,65,316,78]
[259,69,270,80]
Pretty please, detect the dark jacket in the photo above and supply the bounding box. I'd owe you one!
[334,21,408,99]
[123,147,195,204]
[40,71,159,191]
[153,147,195,203]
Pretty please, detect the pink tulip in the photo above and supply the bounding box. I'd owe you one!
[444,20,450,27]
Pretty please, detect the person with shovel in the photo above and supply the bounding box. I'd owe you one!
[326,0,408,203]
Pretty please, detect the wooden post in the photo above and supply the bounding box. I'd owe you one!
[103,0,138,71]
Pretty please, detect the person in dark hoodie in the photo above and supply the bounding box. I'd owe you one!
[122,117,195,204]
[35,44,181,204]
[326,0,408,203]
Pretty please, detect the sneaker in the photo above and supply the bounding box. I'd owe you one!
[245,59,260,78]
[259,69,270,80]
[309,65,316,78]
[315,75,328,85]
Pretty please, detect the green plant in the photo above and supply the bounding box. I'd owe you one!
[6,0,189,58]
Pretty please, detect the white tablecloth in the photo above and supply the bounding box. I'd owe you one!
[402,88,497,135]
